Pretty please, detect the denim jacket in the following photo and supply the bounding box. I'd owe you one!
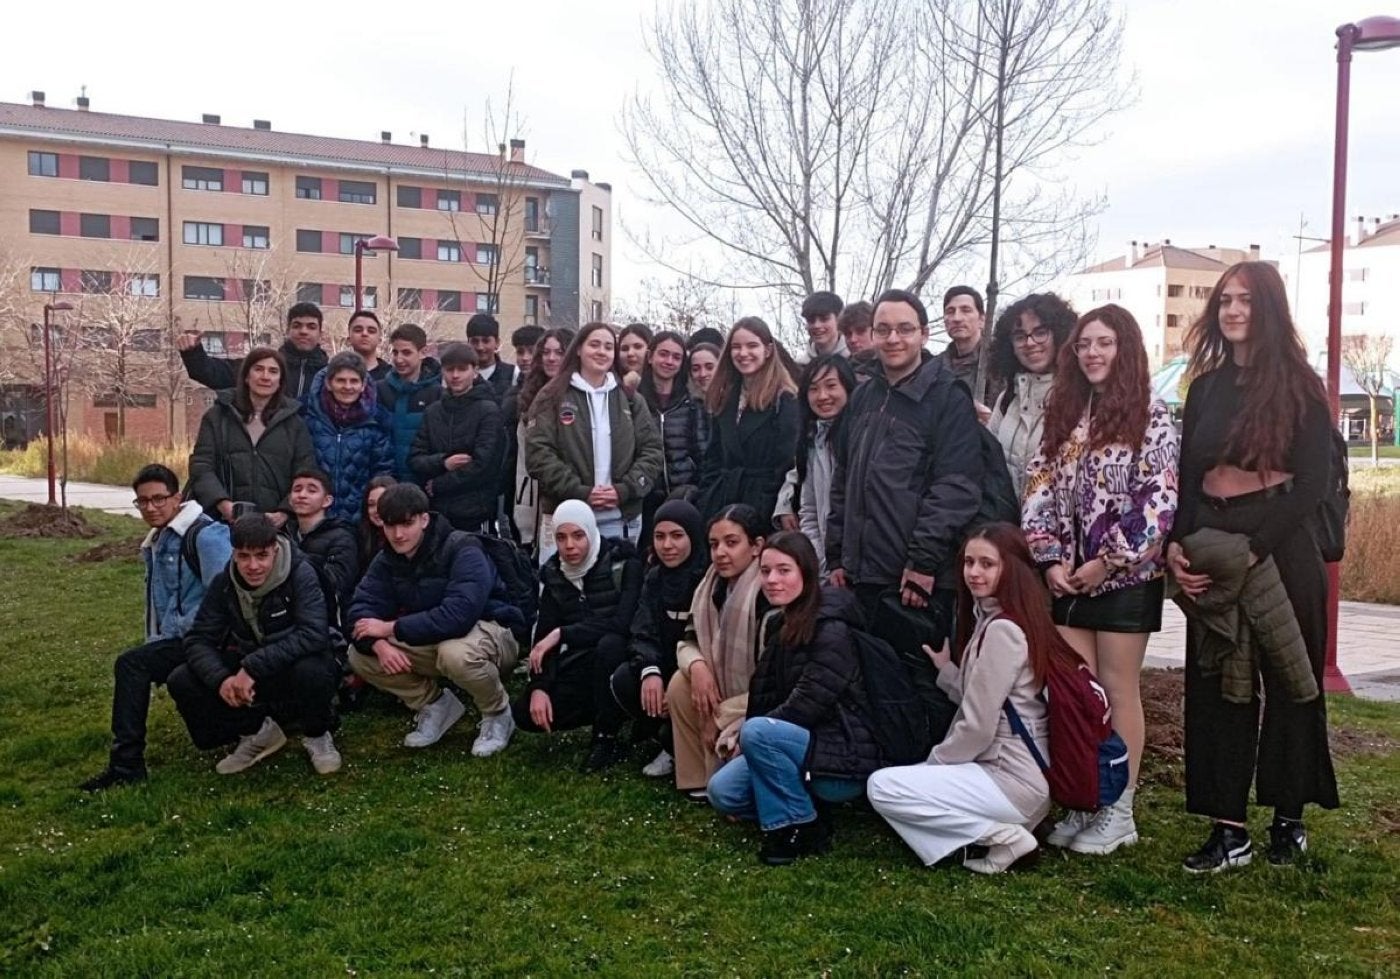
[1022,400,1179,596]
[142,501,232,640]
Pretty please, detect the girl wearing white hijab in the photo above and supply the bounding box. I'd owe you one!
[511,499,646,772]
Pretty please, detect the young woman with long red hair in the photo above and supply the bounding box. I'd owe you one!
[868,523,1079,874]
[1167,262,1338,873]
[1021,304,1178,856]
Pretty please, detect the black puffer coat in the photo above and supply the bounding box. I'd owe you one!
[188,391,317,516]
[644,387,703,496]
[747,587,884,780]
[409,383,506,530]
[529,538,644,694]
[696,389,799,520]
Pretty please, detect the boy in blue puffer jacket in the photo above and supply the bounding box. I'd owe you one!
[377,323,442,482]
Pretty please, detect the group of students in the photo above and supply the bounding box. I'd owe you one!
[81,259,1339,876]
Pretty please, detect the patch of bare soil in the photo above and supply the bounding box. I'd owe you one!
[70,538,142,563]
[0,503,100,539]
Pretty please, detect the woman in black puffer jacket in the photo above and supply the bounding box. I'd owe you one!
[707,531,884,866]
[638,331,704,544]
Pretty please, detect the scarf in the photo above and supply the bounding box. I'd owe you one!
[652,499,709,609]
[320,382,369,428]
[691,558,763,700]
[553,499,601,589]
[232,539,293,642]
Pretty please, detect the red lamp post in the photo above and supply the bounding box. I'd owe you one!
[353,235,399,311]
[41,300,74,507]
[1324,15,1400,694]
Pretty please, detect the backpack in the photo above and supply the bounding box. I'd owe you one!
[1004,657,1129,812]
[1316,427,1349,563]
[173,515,217,619]
[973,426,1021,528]
[849,630,934,766]
[468,531,540,641]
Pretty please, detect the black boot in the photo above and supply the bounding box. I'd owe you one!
[1182,822,1253,874]
[580,733,627,773]
[79,766,147,793]
[1266,816,1308,867]
[758,819,832,866]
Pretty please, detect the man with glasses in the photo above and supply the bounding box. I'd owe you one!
[827,288,983,661]
[80,464,232,791]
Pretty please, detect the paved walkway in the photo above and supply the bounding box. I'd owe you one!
[0,473,137,517]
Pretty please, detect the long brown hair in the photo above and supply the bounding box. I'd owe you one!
[233,346,288,420]
[761,531,821,649]
[706,317,797,415]
[528,322,619,420]
[1185,261,1327,472]
[955,523,1080,685]
[1040,304,1151,454]
[518,327,576,418]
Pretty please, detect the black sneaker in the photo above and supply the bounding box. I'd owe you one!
[1183,823,1253,874]
[1266,818,1308,866]
[79,767,147,793]
[580,735,628,773]
[759,819,833,866]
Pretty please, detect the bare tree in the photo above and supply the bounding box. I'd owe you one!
[623,0,1127,314]
[1343,333,1395,468]
[613,274,731,337]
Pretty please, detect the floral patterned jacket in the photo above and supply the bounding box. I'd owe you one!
[1022,400,1179,597]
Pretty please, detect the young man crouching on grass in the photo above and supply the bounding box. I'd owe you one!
[167,514,342,775]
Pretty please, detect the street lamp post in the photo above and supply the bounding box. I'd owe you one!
[353,235,400,311]
[41,300,74,507]
[1325,15,1400,694]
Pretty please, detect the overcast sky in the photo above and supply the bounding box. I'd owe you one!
[5,0,1398,304]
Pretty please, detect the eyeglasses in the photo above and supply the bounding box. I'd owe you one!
[872,324,924,339]
[133,493,176,509]
[1011,326,1053,347]
[1073,337,1117,355]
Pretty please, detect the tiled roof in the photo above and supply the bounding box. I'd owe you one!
[0,102,572,187]
[1077,244,1228,275]
[1356,218,1400,248]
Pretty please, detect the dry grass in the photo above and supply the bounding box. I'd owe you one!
[1341,493,1400,603]
[0,435,189,487]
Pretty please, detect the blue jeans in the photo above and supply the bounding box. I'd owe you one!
[707,717,865,831]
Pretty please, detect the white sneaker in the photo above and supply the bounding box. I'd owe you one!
[641,749,675,778]
[1046,809,1095,849]
[471,708,516,758]
[403,690,466,748]
[964,823,1038,874]
[1069,789,1139,855]
[302,732,342,775]
[215,717,287,774]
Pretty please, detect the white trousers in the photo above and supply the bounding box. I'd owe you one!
[867,761,1026,866]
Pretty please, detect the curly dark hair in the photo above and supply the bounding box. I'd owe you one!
[988,292,1077,408]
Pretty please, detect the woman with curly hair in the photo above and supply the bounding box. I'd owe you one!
[1022,303,1178,857]
[986,293,1077,498]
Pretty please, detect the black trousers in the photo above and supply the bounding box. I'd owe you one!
[512,633,630,736]
[167,654,338,751]
[607,659,676,746]
[1183,495,1340,822]
[108,638,188,774]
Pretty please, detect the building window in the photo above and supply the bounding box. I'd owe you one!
[128,274,160,298]
[476,193,499,216]
[242,225,270,249]
[184,276,225,301]
[397,237,422,260]
[339,285,356,308]
[1343,301,1368,316]
[339,180,377,205]
[340,233,369,256]
[131,331,162,353]
[591,205,604,240]
[475,293,498,313]
[183,221,224,246]
[130,217,160,242]
[437,241,461,263]
[525,197,540,232]
[241,171,270,196]
[1166,314,1180,329]
[30,267,61,292]
[297,282,324,304]
[524,295,538,324]
[437,290,462,313]
[1347,267,1369,282]
[79,156,111,182]
[363,286,377,309]
[437,190,461,212]
[296,176,322,200]
[128,161,159,186]
[397,186,422,208]
[475,243,498,266]
[1166,284,1183,298]
[590,300,604,321]
[397,288,422,310]
[296,229,323,253]
[29,209,60,235]
[81,213,112,239]
[591,253,603,288]
[1190,285,1211,299]
[182,166,224,191]
[337,285,378,308]
[27,151,58,177]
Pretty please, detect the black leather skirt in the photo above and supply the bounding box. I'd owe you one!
[1052,577,1165,633]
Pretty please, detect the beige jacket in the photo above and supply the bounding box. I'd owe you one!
[987,371,1053,500]
[932,600,1051,824]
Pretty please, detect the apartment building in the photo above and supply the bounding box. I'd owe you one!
[1060,241,1262,365]
[0,93,612,443]
[1287,213,1400,357]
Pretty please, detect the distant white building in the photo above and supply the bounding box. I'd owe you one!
[1286,214,1400,361]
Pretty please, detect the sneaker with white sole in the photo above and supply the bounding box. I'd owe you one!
[1069,788,1139,856]
[302,732,342,775]
[404,689,466,748]
[1046,809,1095,849]
[641,749,675,778]
[471,708,516,758]
[215,717,287,775]
[1183,822,1253,874]
[964,823,1038,874]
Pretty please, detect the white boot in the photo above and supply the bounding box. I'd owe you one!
[1046,809,1095,849]
[1070,787,1139,855]
[964,823,1038,874]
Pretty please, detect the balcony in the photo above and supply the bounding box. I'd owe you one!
[524,266,551,287]
[524,219,552,238]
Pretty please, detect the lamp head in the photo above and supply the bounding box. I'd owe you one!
[1340,16,1400,51]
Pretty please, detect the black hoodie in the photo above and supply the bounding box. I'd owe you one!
[408,381,506,530]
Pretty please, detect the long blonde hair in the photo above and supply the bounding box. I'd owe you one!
[705,317,797,414]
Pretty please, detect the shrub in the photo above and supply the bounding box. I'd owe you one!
[1340,493,1400,603]
[0,435,190,487]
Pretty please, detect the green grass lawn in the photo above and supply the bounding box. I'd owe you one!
[1,506,1397,977]
[1349,443,1400,460]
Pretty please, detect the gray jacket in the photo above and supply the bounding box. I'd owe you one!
[987,371,1053,500]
